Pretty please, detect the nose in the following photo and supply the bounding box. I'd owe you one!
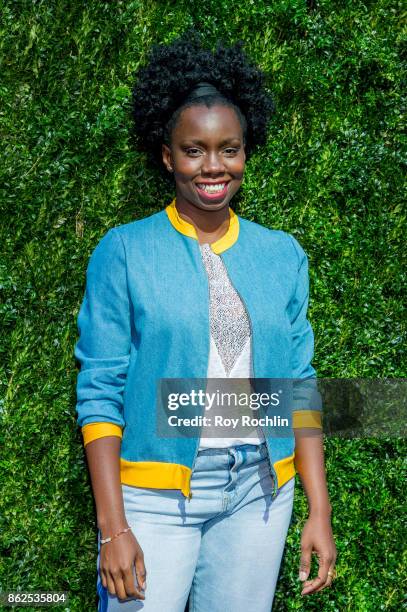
[201,150,226,175]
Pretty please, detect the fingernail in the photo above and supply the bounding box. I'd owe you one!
[299,571,307,581]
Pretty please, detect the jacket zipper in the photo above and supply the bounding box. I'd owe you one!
[186,249,211,500]
[218,252,279,499]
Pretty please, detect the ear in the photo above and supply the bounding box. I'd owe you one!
[162,143,173,172]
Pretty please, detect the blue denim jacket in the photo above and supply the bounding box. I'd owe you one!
[74,198,322,498]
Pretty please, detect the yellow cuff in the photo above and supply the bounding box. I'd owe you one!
[292,410,322,429]
[81,422,123,446]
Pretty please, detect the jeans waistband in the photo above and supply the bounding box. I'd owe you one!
[197,441,267,457]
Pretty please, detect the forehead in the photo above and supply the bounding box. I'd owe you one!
[173,104,243,141]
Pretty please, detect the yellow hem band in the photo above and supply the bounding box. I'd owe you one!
[120,459,193,499]
[81,424,298,496]
[273,453,296,488]
[119,456,296,498]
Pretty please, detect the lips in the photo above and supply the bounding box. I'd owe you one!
[195,181,230,202]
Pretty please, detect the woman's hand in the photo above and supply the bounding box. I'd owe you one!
[298,512,337,596]
[100,530,147,601]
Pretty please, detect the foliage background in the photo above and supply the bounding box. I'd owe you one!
[0,0,405,610]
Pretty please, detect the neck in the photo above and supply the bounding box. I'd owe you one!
[174,192,230,243]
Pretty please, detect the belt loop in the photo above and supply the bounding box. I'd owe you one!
[229,446,237,467]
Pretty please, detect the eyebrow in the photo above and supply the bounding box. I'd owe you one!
[180,138,242,147]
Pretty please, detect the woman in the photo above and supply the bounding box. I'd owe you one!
[74,30,337,611]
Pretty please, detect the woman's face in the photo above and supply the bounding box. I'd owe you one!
[162,103,246,213]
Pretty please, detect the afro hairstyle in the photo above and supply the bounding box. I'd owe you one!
[130,28,276,180]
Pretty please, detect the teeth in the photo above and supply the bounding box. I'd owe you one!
[198,183,226,193]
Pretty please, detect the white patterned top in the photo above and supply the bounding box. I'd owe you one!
[198,243,265,448]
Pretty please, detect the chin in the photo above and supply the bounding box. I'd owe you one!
[198,199,230,210]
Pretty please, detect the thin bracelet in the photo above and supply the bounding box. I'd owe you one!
[100,526,132,545]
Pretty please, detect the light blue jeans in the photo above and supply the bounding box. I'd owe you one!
[96,442,295,611]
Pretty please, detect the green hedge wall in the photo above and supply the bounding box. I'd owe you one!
[1,1,405,610]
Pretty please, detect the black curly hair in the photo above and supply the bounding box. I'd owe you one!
[131,28,275,180]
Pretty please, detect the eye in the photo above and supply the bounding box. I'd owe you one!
[224,148,240,155]
[186,148,202,156]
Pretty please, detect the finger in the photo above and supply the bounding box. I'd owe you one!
[301,573,326,595]
[106,572,116,597]
[135,554,147,591]
[301,557,332,595]
[315,575,334,592]
[100,568,107,590]
[314,566,336,592]
[113,572,128,602]
[298,545,312,581]
[122,564,145,600]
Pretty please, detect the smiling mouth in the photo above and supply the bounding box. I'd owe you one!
[195,181,230,194]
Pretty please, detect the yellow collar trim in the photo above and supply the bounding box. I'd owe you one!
[165,197,239,254]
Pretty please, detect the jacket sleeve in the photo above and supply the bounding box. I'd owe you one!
[74,228,131,446]
[287,234,322,430]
